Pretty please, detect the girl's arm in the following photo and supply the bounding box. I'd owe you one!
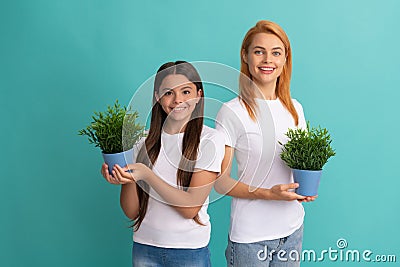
[214,146,309,201]
[119,183,139,220]
[101,163,140,220]
[113,164,217,220]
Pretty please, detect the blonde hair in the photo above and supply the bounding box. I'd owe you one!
[239,20,299,125]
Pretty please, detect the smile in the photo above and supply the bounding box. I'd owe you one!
[171,107,187,112]
[259,67,275,71]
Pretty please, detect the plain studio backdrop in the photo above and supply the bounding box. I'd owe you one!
[1,0,399,266]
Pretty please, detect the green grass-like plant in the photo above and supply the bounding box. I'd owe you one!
[78,100,145,154]
[279,123,336,170]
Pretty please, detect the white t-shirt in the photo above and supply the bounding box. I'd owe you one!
[133,125,225,248]
[216,97,307,243]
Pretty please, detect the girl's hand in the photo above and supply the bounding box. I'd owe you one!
[100,163,134,185]
[100,163,127,184]
[112,163,153,183]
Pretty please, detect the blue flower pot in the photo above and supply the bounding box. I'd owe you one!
[102,148,134,175]
[292,169,322,196]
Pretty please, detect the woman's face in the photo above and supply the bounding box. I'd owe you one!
[156,74,201,124]
[243,33,286,88]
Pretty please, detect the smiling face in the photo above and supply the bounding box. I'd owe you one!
[243,32,286,90]
[156,74,201,131]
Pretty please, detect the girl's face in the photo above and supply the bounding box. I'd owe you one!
[243,33,286,88]
[156,74,201,125]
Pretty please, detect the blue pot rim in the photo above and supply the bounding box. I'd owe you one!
[102,147,134,156]
[292,168,322,172]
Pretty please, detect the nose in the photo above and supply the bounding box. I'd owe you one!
[173,92,184,104]
[263,52,271,63]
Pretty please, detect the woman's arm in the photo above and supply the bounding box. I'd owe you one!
[214,146,261,198]
[113,164,217,219]
[101,163,140,220]
[214,146,308,201]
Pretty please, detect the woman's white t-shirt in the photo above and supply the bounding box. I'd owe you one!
[216,97,307,243]
[133,125,225,248]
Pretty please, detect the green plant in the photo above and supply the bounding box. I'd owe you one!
[78,100,145,154]
[279,123,336,170]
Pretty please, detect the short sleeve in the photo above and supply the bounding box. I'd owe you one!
[194,129,225,173]
[215,103,241,148]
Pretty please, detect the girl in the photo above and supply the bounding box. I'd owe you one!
[215,20,316,267]
[101,61,224,267]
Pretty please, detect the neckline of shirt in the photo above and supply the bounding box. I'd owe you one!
[162,130,185,137]
[255,97,281,103]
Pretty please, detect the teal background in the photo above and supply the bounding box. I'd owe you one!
[1,0,399,266]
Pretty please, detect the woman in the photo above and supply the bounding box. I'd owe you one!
[102,61,225,266]
[215,20,316,266]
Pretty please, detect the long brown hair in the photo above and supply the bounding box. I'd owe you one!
[133,61,205,231]
[239,20,299,125]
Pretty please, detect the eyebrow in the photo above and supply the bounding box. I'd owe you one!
[253,46,284,51]
[160,85,193,92]
[159,88,171,93]
[179,85,193,90]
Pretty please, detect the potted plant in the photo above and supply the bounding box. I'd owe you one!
[78,100,145,175]
[279,123,336,196]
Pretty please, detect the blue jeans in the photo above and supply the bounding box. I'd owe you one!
[225,225,303,267]
[132,242,211,267]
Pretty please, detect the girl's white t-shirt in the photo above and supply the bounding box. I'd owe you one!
[133,125,225,248]
[216,97,307,243]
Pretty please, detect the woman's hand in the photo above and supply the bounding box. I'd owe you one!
[253,183,303,201]
[270,183,305,201]
[254,183,318,202]
[112,163,153,183]
[298,195,318,203]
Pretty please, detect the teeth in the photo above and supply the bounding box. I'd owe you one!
[173,107,185,111]
[260,67,274,71]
